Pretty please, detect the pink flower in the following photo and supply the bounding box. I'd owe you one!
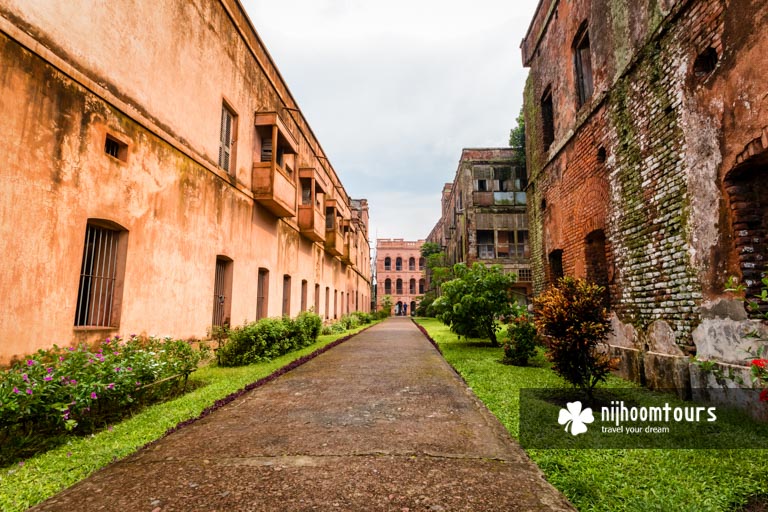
[107,383,115,390]
[21,374,28,382]
[12,387,20,394]
[26,388,33,395]
[59,356,65,361]
[26,359,36,366]
[70,379,77,385]
[44,376,53,382]
[47,367,53,374]
[90,392,98,399]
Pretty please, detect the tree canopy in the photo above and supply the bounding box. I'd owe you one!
[432,262,520,346]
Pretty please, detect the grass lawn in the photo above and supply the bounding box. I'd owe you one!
[0,322,378,512]
[414,317,768,512]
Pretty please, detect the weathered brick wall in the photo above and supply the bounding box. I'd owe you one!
[523,0,768,392]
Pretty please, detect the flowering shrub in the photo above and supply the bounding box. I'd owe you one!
[0,335,201,435]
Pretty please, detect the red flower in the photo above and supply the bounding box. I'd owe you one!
[751,359,768,368]
[760,389,768,403]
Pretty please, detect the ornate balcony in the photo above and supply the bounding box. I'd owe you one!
[252,112,298,218]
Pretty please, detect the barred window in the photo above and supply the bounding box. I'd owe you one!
[212,256,233,327]
[75,222,127,327]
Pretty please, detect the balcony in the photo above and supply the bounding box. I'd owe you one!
[297,167,328,242]
[325,225,344,257]
[324,198,344,257]
[472,191,526,207]
[298,204,325,242]
[342,235,358,267]
[252,112,299,218]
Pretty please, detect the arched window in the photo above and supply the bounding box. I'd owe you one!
[384,257,391,271]
[395,257,402,271]
[419,279,425,294]
[419,257,425,270]
[396,278,403,294]
[409,278,416,294]
[384,278,392,295]
[408,257,416,271]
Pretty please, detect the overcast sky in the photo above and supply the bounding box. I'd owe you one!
[242,0,540,243]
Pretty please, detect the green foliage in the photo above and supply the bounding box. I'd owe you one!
[431,262,520,346]
[380,295,393,316]
[217,312,323,367]
[414,291,436,317]
[0,327,367,512]
[420,241,442,258]
[503,314,540,366]
[508,106,526,170]
[533,277,616,397]
[416,317,768,512]
[0,336,202,439]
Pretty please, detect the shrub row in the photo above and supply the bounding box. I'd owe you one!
[320,311,377,335]
[0,336,202,436]
[218,312,322,367]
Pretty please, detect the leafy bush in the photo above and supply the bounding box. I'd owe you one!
[432,262,521,346]
[218,312,323,367]
[0,335,201,436]
[533,277,617,397]
[503,314,539,366]
[415,293,435,317]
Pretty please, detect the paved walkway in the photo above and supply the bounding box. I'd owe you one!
[34,317,573,511]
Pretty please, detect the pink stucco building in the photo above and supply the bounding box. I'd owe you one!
[0,1,371,363]
[376,239,425,315]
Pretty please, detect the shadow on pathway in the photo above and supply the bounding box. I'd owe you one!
[33,317,574,511]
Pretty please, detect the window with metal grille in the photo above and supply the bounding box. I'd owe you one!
[409,279,416,294]
[301,280,308,312]
[384,257,391,271]
[409,257,416,271]
[384,278,392,295]
[282,275,291,317]
[314,283,320,313]
[419,279,425,294]
[212,256,233,327]
[325,287,330,319]
[517,268,533,282]
[218,104,236,174]
[74,222,127,327]
[395,257,402,271]
[257,268,269,319]
[104,135,128,161]
[573,22,593,108]
[396,279,403,294]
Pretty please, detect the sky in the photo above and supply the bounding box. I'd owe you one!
[241,0,540,243]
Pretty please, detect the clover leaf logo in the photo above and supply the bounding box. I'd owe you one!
[558,401,594,436]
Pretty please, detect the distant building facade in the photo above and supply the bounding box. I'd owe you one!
[376,239,425,315]
[0,1,371,363]
[522,0,768,400]
[427,148,532,302]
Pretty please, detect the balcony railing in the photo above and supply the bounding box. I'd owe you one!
[252,112,299,218]
[252,162,296,217]
[298,204,325,242]
[324,225,344,257]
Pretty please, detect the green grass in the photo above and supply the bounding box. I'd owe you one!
[415,317,768,512]
[0,323,377,512]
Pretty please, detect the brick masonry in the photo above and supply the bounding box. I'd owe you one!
[522,0,768,397]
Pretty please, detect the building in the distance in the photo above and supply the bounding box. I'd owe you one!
[376,239,425,315]
[521,0,768,400]
[427,148,532,302]
[0,1,371,363]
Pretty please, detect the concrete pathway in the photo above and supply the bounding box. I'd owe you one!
[33,317,573,511]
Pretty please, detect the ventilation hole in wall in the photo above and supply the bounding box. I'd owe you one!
[597,147,607,163]
[540,198,547,211]
[693,47,718,79]
[104,134,128,162]
[664,105,674,116]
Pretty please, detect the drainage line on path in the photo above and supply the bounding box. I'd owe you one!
[140,323,378,450]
